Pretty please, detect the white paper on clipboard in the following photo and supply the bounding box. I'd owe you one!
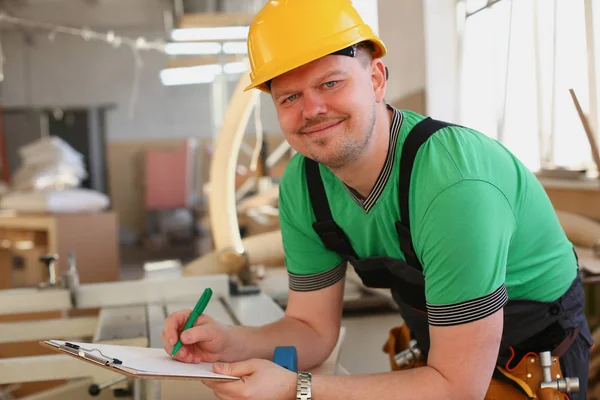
[43,340,239,381]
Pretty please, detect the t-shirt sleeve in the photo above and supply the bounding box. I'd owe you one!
[278,161,345,292]
[415,179,515,326]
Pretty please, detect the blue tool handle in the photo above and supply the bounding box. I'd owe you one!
[273,346,298,372]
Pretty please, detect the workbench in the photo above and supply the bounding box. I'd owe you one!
[540,177,600,221]
[0,211,120,288]
[0,273,347,400]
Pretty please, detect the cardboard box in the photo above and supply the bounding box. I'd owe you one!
[10,247,49,288]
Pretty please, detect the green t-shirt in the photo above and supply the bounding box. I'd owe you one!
[278,106,578,326]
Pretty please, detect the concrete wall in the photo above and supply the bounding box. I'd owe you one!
[1,28,215,141]
[423,0,460,122]
[0,0,430,235]
[0,0,427,143]
[378,0,426,106]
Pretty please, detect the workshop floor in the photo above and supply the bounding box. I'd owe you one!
[120,258,401,375]
[338,310,403,374]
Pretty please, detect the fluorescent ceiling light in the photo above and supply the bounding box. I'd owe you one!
[160,64,222,86]
[160,62,248,86]
[165,42,222,55]
[164,41,246,55]
[223,42,248,54]
[171,26,250,42]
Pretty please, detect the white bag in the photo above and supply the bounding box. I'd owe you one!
[19,136,83,163]
[0,189,110,213]
[12,163,86,191]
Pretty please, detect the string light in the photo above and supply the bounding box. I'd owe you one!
[0,11,168,118]
[0,12,166,53]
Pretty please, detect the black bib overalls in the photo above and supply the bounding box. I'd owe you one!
[304,117,592,399]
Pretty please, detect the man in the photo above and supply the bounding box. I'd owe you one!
[161,0,592,398]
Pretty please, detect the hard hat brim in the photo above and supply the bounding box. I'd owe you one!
[244,25,387,93]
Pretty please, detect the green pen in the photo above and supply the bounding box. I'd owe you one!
[171,287,213,358]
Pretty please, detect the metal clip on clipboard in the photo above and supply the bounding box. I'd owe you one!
[45,341,132,397]
[52,341,123,366]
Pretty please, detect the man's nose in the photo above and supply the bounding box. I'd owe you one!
[302,92,327,120]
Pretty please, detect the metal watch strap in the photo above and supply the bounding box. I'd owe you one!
[296,371,312,400]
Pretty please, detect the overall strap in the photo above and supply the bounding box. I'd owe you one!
[396,117,453,270]
[305,158,358,260]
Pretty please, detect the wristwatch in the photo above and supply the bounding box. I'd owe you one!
[296,371,312,400]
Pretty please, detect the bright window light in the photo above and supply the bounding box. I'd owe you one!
[459,0,591,171]
[171,26,250,42]
[224,62,248,74]
[165,42,222,55]
[160,64,222,86]
[223,42,248,54]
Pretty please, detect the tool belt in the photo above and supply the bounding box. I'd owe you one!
[382,324,579,399]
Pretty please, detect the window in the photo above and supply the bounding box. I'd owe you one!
[458,0,598,172]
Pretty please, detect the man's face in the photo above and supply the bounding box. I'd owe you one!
[270,54,379,169]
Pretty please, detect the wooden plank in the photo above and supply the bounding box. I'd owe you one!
[208,70,260,258]
[177,13,254,29]
[76,274,230,309]
[0,317,97,344]
[569,88,600,171]
[542,186,600,221]
[0,310,61,323]
[575,246,600,275]
[0,214,54,231]
[538,177,600,190]
[0,354,120,385]
[0,289,71,315]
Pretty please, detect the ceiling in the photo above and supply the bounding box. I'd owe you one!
[0,0,172,32]
[0,0,264,32]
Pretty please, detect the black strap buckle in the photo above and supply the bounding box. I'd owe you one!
[313,220,357,260]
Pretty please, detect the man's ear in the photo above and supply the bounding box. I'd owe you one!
[371,59,387,102]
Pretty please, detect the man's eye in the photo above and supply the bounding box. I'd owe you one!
[284,94,298,103]
[324,81,337,88]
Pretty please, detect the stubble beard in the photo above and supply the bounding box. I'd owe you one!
[309,105,377,171]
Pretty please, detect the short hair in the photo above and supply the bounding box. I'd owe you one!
[355,41,376,67]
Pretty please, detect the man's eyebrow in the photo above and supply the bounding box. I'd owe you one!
[273,69,347,100]
[314,68,346,83]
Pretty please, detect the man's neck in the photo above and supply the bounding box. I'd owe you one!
[332,105,393,199]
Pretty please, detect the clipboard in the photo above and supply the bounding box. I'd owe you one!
[40,340,239,382]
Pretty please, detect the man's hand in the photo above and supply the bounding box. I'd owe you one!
[203,359,297,400]
[161,310,240,363]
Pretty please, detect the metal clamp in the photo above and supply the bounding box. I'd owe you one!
[538,351,579,393]
[394,339,422,368]
[38,254,59,288]
[61,252,80,307]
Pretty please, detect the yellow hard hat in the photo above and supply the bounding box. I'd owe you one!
[244,0,387,93]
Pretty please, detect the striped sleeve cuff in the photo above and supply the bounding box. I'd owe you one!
[288,262,347,292]
[426,284,508,326]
